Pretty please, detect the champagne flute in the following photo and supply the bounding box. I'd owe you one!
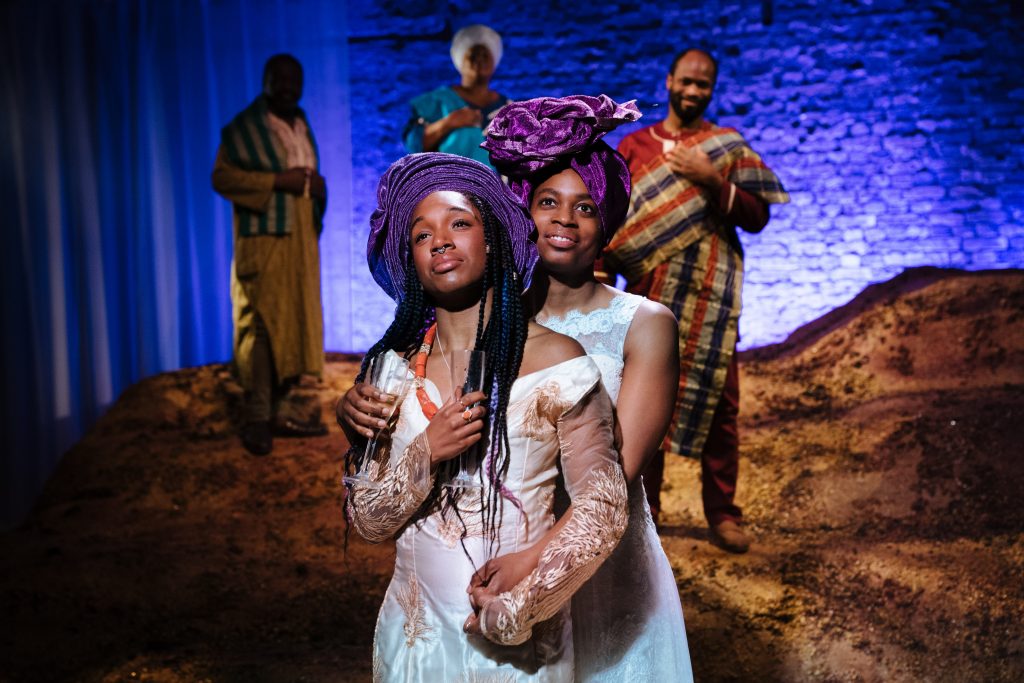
[343,352,412,488]
[446,349,485,490]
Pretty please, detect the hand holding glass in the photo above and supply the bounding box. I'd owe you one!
[446,349,485,490]
[343,353,412,488]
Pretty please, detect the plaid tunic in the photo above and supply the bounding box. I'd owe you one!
[606,121,788,457]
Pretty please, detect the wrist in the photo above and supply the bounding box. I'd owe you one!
[424,433,438,467]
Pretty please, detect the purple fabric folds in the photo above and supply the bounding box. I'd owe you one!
[367,152,537,302]
[482,95,641,243]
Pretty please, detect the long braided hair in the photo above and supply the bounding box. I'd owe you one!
[345,192,529,555]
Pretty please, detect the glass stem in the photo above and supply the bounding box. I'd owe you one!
[363,433,379,472]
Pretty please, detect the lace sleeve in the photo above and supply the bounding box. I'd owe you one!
[479,382,628,645]
[346,432,435,543]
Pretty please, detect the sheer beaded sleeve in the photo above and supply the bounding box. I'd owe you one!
[480,377,628,645]
[346,431,435,543]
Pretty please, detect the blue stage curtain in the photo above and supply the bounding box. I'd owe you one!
[0,0,352,529]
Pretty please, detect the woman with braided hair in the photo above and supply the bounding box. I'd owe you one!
[475,95,694,681]
[340,152,627,681]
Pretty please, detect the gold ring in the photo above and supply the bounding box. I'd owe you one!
[462,408,473,421]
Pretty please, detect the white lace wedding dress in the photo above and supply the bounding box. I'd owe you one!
[536,290,694,682]
[347,354,629,682]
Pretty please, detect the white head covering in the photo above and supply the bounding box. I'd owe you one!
[450,24,503,73]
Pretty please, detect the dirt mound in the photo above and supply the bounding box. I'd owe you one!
[659,268,1024,682]
[0,354,386,682]
[2,270,1022,682]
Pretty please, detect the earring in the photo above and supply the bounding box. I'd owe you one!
[485,245,491,254]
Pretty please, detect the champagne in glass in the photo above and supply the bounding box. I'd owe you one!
[446,349,485,490]
[343,352,412,488]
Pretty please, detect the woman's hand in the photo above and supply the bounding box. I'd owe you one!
[424,389,488,466]
[463,595,494,636]
[463,545,542,636]
[469,545,541,598]
[336,382,393,440]
[446,106,484,130]
[422,108,483,151]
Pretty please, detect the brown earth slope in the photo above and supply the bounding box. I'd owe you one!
[2,267,1023,682]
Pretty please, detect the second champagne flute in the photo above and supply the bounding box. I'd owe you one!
[446,349,485,490]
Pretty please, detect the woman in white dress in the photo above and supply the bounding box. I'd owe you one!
[341,152,628,681]
[477,95,695,681]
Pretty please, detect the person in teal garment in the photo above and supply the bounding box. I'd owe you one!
[402,24,509,168]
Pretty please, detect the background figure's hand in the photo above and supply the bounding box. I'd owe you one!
[665,145,722,190]
[309,172,327,201]
[446,106,483,131]
[424,389,488,466]
[273,167,310,195]
[336,382,394,440]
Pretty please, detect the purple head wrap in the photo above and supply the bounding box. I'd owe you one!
[367,153,538,302]
[482,94,641,244]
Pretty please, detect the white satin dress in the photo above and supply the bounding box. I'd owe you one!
[347,354,629,682]
[536,291,694,682]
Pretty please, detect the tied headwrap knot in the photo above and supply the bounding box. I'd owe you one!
[482,95,640,244]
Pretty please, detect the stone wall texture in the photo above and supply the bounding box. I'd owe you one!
[343,0,1024,350]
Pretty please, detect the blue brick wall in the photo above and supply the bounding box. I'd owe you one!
[344,0,1024,349]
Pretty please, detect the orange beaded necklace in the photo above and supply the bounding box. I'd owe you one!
[414,323,440,419]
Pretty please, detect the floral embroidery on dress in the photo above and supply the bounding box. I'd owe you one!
[483,463,628,646]
[537,464,627,567]
[535,292,643,403]
[396,572,433,647]
[437,494,486,548]
[347,432,434,543]
[534,292,639,338]
[519,381,574,439]
[539,487,555,527]
[359,354,628,677]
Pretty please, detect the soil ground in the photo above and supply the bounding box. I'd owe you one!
[2,267,1022,682]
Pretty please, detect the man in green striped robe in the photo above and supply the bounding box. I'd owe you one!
[212,54,328,456]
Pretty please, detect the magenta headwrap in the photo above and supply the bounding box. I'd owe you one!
[482,94,641,244]
[367,152,538,302]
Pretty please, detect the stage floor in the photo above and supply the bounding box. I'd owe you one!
[2,269,1023,682]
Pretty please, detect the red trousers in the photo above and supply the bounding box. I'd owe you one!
[644,349,742,526]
